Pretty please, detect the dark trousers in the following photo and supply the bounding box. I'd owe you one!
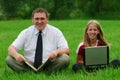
[72,59,120,73]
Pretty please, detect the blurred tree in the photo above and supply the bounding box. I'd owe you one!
[1,0,23,19]
[39,0,54,19]
[22,0,40,18]
[102,0,120,12]
[50,0,74,19]
[78,0,103,16]
[38,0,74,19]
[1,0,41,19]
[0,0,120,20]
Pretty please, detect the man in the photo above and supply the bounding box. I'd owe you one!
[6,8,70,73]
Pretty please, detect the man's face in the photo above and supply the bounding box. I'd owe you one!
[32,12,48,31]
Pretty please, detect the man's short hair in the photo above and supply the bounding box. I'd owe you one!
[32,8,49,18]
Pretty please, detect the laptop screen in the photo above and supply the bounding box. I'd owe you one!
[83,46,109,68]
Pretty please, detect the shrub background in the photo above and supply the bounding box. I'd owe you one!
[0,0,120,20]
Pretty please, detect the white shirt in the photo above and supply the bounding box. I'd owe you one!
[12,24,69,63]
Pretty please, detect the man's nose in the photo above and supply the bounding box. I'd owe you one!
[38,19,42,23]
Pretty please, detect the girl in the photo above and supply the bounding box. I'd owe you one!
[72,20,120,73]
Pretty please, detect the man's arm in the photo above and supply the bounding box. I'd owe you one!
[8,45,25,63]
[49,48,70,60]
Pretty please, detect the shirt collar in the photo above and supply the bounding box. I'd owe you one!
[34,24,48,36]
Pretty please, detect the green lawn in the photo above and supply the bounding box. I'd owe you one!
[0,19,120,80]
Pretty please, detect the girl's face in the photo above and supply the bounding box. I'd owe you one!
[87,24,99,40]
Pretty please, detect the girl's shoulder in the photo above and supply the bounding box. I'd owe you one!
[77,42,85,50]
[78,42,84,47]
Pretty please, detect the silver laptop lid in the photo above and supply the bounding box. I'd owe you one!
[83,46,109,67]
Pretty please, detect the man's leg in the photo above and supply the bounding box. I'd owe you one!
[6,56,29,72]
[44,54,70,73]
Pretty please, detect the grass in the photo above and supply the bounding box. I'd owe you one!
[0,19,120,80]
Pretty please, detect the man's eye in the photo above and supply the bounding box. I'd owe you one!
[35,18,39,20]
[35,18,45,20]
[40,18,45,20]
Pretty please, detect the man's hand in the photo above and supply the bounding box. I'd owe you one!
[49,50,58,60]
[15,54,26,63]
[8,45,26,63]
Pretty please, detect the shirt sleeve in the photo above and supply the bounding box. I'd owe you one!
[12,30,26,51]
[56,30,69,49]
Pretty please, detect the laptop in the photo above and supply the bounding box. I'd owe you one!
[83,46,109,68]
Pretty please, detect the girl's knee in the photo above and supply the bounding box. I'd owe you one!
[72,63,83,73]
[110,59,120,68]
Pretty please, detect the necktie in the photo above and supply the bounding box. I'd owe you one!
[34,31,43,68]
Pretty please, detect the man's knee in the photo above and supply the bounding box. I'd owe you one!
[57,54,70,66]
[6,56,14,66]
[45,54,70,73]
[6,55,28,72]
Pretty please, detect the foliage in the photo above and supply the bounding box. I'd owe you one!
[0,0,120,20]
[1,0,23,19]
